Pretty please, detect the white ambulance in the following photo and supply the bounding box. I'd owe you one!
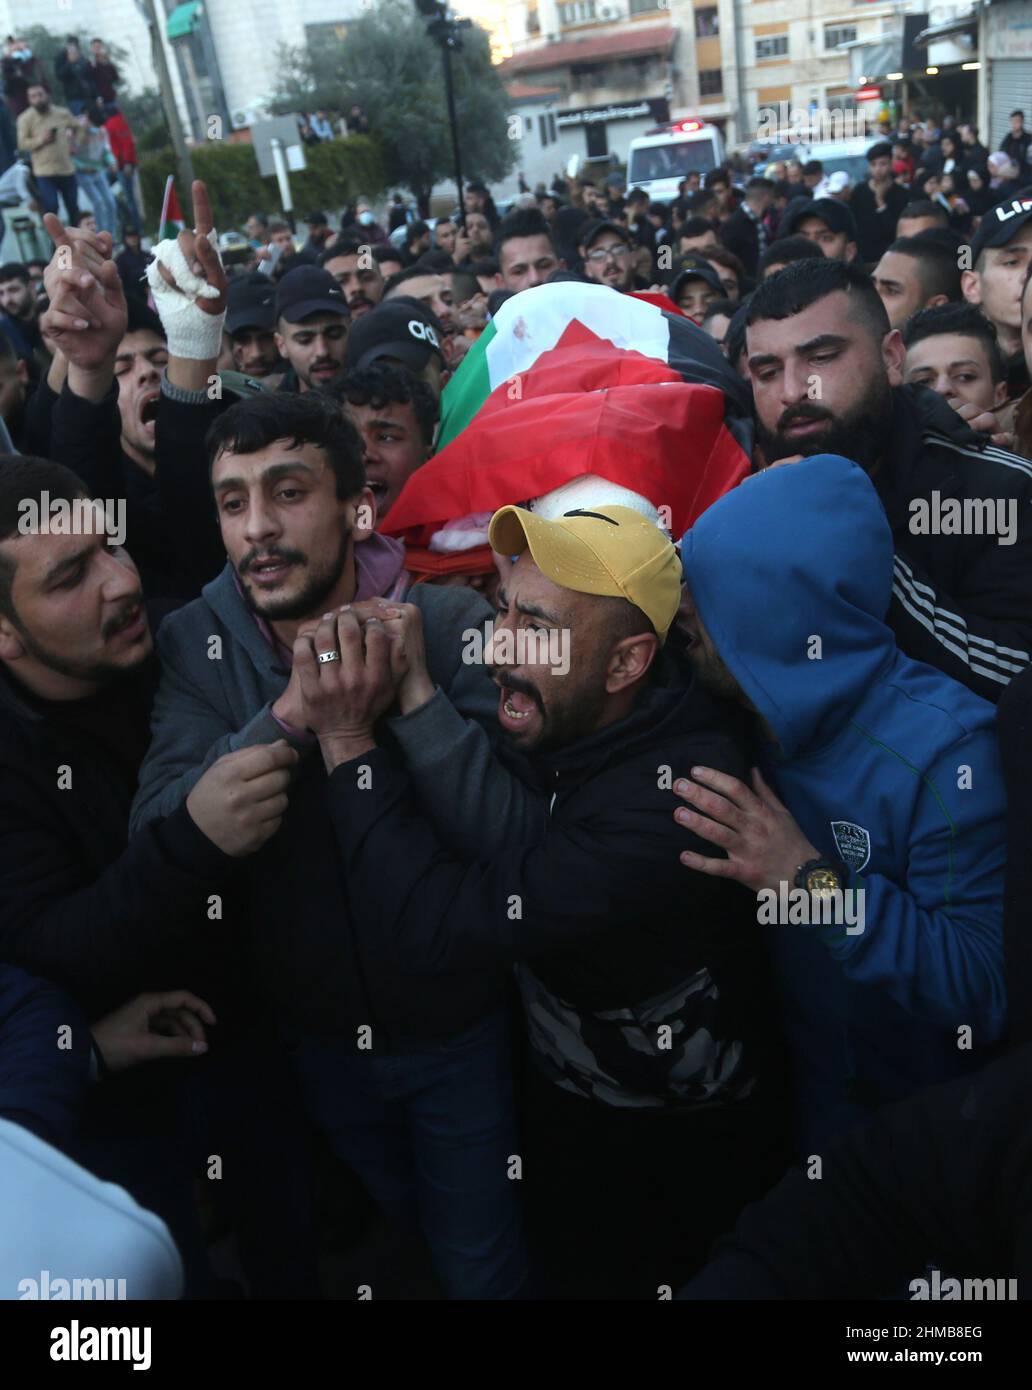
[625,120,726,202]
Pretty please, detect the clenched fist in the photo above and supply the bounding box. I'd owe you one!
[186,740,298,856]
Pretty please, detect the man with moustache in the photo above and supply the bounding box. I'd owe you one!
[129,386,530,1300]
[225,274,283,379]
[744,257,1032,702]
[289,500,783,1298]
[273,266,349,393]
[318,239,384,319]
[0,444,303,1293]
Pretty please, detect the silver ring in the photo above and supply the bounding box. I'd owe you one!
[317,650,341,664]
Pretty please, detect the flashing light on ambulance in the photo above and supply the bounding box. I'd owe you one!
[626,119,724,201]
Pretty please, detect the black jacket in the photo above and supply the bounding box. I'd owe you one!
[0,659,232,1019]
[876,385,1032,703]
[719,206,764,277]
[51,378,226,602]
[1000,129,1032,170]
[680,1043,1032,1299]
[849,179,912,262]
[0,965,90,1146]
[54,52,96,107]
[329,652,775,1099]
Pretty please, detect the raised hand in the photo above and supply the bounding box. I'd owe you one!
[155,179,228,316]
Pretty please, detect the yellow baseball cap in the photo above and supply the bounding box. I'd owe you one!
[488,503,682,642]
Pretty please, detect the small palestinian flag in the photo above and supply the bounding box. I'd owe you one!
[383,322,751,573]
[157,175,185,241]
[437,280,752,452]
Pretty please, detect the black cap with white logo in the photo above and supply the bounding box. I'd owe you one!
[345,297,445,372]
[274,266,349,324]
[968,188,1032,263]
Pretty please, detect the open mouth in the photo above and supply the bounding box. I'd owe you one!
[138,392,159,432]
[109,601,147,641]
[496,679,540,732]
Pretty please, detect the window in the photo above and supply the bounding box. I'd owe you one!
[586,123,608,159]
[558,0,596,24]
[824,24,857,49]
[539,114,548,145]
[548,112,557,142]
[695,7,719,38]
[630,0,663,12]
[756,35,789,61]
[527,12,540,33]
[699,68,723,97]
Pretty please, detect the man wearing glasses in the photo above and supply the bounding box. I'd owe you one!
[579,219,638,293]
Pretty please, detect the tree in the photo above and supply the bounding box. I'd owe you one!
[269,0,515,213]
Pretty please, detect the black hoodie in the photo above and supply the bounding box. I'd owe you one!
[329,649,776,1106]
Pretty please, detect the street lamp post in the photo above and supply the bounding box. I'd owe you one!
[414,0,473,227]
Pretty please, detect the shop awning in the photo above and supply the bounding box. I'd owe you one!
[167,1,203,41]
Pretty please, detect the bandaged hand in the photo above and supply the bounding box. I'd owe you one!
[146,179,228,360]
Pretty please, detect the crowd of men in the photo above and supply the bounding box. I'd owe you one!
[1,101,1032,1302]
[0,33,142,241]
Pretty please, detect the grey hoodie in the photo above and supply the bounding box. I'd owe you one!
[130,562,541,1040]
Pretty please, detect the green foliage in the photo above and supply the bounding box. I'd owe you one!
[138,136,386,233]
[19,25,130,93]
[268,0,515,205]
[120,88,164,138]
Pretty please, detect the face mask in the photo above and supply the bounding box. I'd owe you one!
[358,211,374,226]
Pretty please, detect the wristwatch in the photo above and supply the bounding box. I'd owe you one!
[794,857,846,897]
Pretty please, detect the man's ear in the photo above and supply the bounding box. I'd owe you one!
[273,330,287,357]
[925,292,950,311]
[882,327,906,387]
[845,241,858,263]
[15,357,29,387]
[960,269,982,306]
[993,378,1009,408]
[494,271,503,289]
[605,632,660,694]
[350,485,377,542]
[0,611,25,664]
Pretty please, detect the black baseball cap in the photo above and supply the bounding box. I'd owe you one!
[580,219,632,251]
[968,188,1032,263]
[669,258,724,299]
[226,272,276,334]
[779,196,857,243]
[345,298,445,372]
[306,210,329,226]
[274,266,349,324]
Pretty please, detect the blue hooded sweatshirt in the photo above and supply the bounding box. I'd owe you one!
[681,455,1007,1150]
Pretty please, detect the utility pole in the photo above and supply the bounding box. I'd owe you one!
[137,0,195,203]
[415,0,473,227]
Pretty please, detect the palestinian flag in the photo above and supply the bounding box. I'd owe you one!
[157,175,185,241]
[384,318,752,572]
[437,280,752,452]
